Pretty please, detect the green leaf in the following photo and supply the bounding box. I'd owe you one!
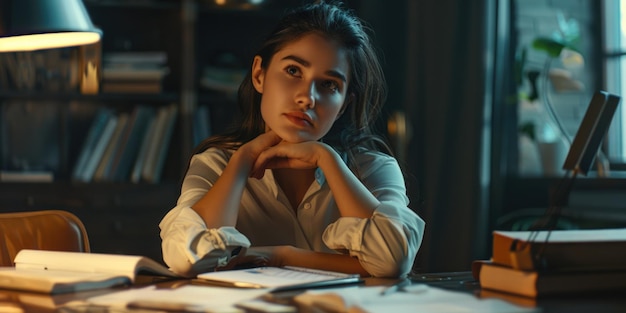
[531,37,567,57]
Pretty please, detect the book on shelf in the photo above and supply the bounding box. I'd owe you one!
[137,106,168,183]
[72,108,115,181]
[478,261,626,298]
[103,51,168,65]
[101,81,163,94]
[130,112,159,183]
[102,67,170,82]
[196,266,362,291]
[93,113,129,182]
[492,228,626,272]
[0,249,181,294]
[150,104,178,183]
[76,115,119,182]
[200,65,246,95]
[193,104,211,147]
[108,106,156,182]
[101,51,169,94]
[142,104,178,183]
[0,171,53,182]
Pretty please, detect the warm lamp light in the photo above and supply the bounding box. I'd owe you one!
[0,0,101,52]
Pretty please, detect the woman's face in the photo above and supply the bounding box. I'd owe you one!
[252,33,350,143]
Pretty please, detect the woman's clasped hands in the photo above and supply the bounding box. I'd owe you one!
[245,130,330,180]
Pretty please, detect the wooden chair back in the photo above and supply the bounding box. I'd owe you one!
[0,210,90,266]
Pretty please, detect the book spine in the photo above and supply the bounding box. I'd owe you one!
[72,108,113,181]
[111,106,156,182]
[130,114,158,183]
[150,104,178,183]
[79,116,119,182]
[93,113,129,182]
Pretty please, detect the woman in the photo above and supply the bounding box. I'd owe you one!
[160,1,424,278]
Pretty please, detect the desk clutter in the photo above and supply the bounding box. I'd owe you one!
[0,280,537,313]
[0,249,538,313]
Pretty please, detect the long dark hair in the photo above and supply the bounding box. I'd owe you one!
[192,1,392,167]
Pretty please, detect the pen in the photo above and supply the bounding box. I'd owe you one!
[380,279,411,296]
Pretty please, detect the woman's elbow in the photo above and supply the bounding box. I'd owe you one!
[162,239,196,277]
[360,217,425,278]
[360,254,413,278]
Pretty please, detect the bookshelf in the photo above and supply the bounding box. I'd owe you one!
[0,0,311,262]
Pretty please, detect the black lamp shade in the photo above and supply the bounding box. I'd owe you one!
[0,0,102,52]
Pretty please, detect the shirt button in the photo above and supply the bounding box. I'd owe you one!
[303,203,311,210]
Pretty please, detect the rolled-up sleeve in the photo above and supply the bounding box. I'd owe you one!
[160,206,251,276]
[322,152,425,278]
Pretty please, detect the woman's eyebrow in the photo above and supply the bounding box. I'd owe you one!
[281,55,347,82]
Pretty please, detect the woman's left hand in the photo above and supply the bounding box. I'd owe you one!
[250,141,331,179]
[217,246,292,270]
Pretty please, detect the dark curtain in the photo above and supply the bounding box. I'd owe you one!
[405,0,501,272]
[358,0,510,272]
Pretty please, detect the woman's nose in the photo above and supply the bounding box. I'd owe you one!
[296,81,316,109]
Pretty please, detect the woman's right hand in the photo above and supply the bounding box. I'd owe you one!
[192,131,282,228]
[236,130,282,170]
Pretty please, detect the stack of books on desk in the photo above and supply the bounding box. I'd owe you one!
[477,228,626,298]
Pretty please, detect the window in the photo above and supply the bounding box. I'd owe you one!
[604,0,626,163]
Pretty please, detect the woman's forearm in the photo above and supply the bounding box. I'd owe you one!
[317,146,379,218]
[282,246,370,277]
[192,151,252,228]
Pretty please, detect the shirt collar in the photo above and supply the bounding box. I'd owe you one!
[314,167,326,186]
[264,168,326,199]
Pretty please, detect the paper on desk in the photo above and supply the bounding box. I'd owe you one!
[86,284,268,312]
[293,285,539,313]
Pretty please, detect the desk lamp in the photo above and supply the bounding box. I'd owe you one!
[0,0,101,52]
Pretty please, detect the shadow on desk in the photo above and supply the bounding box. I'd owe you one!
[411,271,479,290]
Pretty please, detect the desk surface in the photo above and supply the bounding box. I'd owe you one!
[411,271,626,313]
[1,272,626,312]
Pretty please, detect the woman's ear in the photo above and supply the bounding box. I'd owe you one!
[251,55,265,93]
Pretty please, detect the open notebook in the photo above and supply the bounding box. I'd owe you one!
[0,249,180,294]
[197,266,362,291]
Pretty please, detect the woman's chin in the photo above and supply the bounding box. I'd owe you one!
[276,132,317,144]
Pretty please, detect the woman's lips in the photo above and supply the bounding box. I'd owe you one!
[284,112,313,127]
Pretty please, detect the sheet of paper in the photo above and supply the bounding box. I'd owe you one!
[197,266,359,289]
[294,285,539,313]
[86,284,269,312]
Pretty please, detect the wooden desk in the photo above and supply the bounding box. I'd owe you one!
[412,271,626,313]
[1,273,626,312]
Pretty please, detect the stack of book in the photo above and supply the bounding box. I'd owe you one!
[101,51,169,94]
[477,228,626,298]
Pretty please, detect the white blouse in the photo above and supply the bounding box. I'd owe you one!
[159,147,425,278]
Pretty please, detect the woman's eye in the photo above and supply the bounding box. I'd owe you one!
[321,80,339,92]
[286,66,301,76]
